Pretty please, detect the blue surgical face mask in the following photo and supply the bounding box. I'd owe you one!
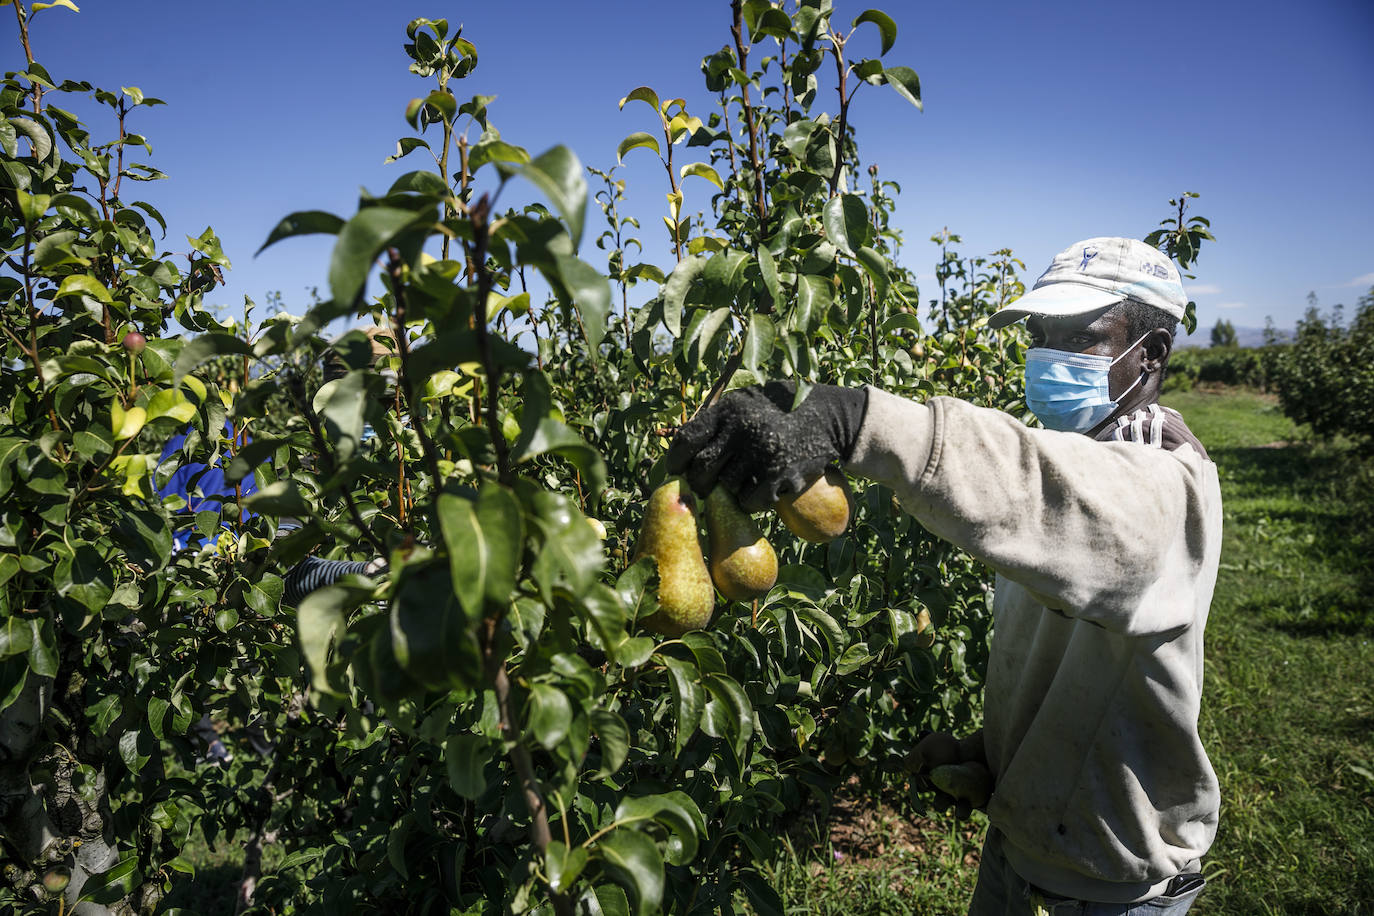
[1024,333,1150,432]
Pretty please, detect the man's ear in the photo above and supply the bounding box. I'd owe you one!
[1143,327,1173,372]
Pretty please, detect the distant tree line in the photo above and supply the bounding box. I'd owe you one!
[1166,288,1374,444]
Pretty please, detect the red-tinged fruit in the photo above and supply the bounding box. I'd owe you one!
[121,330,146,352]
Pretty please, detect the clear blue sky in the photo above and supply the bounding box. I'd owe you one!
[13,0,1374,338]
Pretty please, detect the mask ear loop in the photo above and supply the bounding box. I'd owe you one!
[1108,331,1156,402]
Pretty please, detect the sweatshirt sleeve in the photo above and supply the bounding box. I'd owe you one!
[845,387,1219,636]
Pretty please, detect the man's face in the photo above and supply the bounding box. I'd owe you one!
[1025,304,1142,401]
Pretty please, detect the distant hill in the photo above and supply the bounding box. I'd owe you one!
[1176,326,1291,349]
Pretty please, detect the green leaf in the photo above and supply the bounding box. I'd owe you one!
[90,694,121,737]
[853,9,897,54]
[243,481,312,518]
[617,131,661,164]
[315,369,375,464]
[528,683,573,749]
[751,6,792,40]
[146,696,169,740]
[657,654,703,752]
[8,117,51,161]
[613,792,704,866]
[297,583,369,696]
[794,603,845,656]
[852,57,885,83]
[756,247,782,309]
[329,206,433,307]
[56,274,111,303]
[423,89,457,121]
[445,732,493,799]
[575,582,630,660]
[388,171,449,198]
[438,485,524,619]
[214,606,238,633]
[255,210,343,255]
[703,672,753,762]
[684,307,732,364]
[387,815,414,881]
[27,617,58,677]
[597,827,664,916]
[742,313,776,376]
[553,253,611,352]
[0,615,33,658]
[0,659,27,714]
[172,333,252,386]
[738,868,785,916]
[77,852,140,906]
[822,193,869,257]
[881,65,922,110]
[590,709,630,777]
[111,404,146,440]
[587,885,631,916]
[856,245,890,302]
[500,145,588,251]
[390,561,481,689]
[247,576,284,615]
[794,273,833,332]
[15,189,49,223]
[618,86,661,114]
[468,138,530,172]
[546,841,589,894]
[661,254,707,338]
[679,161,723,191]
[512,373,608,497]
[614,556,659,626]
[146,388,196,424]
[32,0,81,14]
[385,136,430,163]
[0,556,17,593]
[112,507,172,571]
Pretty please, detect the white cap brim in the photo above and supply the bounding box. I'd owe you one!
[987,283,1126,330]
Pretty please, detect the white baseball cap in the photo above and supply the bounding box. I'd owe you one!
[988,237,1188,329]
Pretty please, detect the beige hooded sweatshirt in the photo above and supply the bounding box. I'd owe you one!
[846,388,1222,903]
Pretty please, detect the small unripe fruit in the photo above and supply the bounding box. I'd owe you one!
[586,517,607,539]
[43,867,71,893]
[122,331,146,352]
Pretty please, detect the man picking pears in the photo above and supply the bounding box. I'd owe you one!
[667,238,1220,915]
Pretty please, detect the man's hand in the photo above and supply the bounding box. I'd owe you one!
[664,381,867,510]
[904,730,992,819]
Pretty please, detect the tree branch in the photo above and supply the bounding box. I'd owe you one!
[730,0,768,232]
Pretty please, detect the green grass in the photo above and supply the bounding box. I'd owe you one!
[1165,388,1374,916]
[770,388,1374,915]
[754,788,986,915]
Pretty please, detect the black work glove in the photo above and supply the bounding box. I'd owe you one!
[665,381,867,511]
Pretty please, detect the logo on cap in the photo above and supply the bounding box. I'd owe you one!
[1079,247,1098,271]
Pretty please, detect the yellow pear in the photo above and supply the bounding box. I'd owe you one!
[705,487,777,602]
[633,478,714,636]
[776,468,853,543]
